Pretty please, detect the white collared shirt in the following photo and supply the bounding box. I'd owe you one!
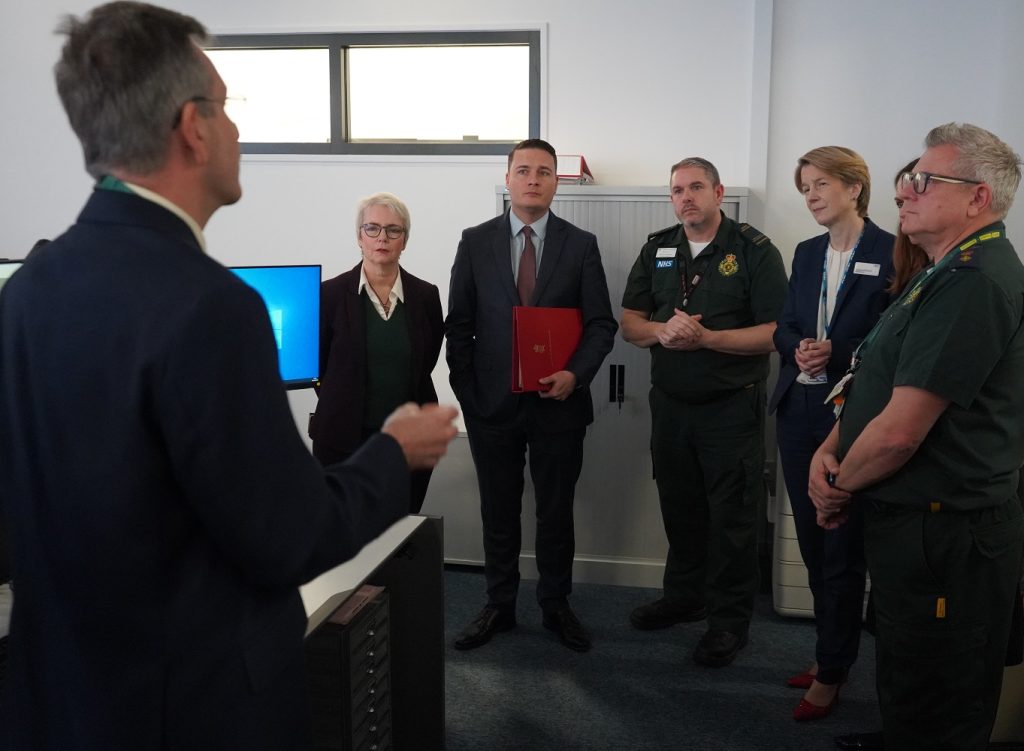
[359,266,405,321]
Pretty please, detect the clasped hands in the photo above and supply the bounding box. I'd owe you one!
[657,309,705,350]
[795,337,832,377]
[807,449,852,529]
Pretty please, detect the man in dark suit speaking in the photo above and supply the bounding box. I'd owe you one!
[446,139,616,652]
[0,3,457,749]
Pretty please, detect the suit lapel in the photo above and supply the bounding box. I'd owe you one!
[344,268,367,360]
[831,221,878,322]
[533,213,565,305]
[491,214,520,304]
[804,237,828,335]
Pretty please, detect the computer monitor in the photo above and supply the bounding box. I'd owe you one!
[229,265,321,390]
[0,260,24,295]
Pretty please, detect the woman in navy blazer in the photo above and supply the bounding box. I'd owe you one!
[769,147,894,721]
[310,193,444,512]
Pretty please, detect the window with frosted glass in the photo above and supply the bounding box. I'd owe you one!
[206,48,331,144]
[347,46,529,143]
[207,31,540,156]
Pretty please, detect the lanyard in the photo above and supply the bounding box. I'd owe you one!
[680,252,713,308]
[851,228,1001,367]
[96,175,133,194]
[818,231,862,339]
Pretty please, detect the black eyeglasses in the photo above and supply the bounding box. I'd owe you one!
[898,171,982,195]
[171,95,246,129]
[361,223,406,240]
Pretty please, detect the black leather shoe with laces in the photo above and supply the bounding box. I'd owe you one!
[543,605,591,652]
[453,606,516,651]
[630,597,707,630]
[692,628,748,667]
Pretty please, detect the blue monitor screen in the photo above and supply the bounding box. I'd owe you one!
[230,265,320,390]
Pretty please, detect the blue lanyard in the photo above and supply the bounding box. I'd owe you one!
[818,230,863,339]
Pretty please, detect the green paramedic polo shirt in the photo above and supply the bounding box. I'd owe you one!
[621,212,788,402]
[837,222,1024,511]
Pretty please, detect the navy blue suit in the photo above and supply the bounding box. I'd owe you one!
[445,210,616,610]
[769,217,894,682]
[311,262,444,511]
[0,188,409,750]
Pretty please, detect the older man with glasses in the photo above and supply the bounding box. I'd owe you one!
[810,123,1024,751]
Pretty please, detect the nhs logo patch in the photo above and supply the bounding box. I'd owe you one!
[655,259,675,269]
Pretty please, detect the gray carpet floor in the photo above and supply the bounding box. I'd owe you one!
[443,568,879,751]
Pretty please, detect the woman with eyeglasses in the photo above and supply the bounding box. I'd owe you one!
[890,160,930,297]
[769,146,895,722]
[310,192,444,512]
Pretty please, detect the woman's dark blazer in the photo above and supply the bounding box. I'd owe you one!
[769,218,895,414]
[310,262,444,456]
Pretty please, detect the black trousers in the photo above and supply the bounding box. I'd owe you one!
[650,384,764,636]
[776,383,867,684]
[465,399,585,613]
[866,497,1023,751]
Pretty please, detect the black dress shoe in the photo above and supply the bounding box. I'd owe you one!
[692,629,748,667]
[834,731,883,750]
[453,606,516,650]
[542,605,591,652]
[629,597,707,630]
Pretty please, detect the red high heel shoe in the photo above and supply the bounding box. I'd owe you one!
[785,670,816,689]
[793,685,840,722]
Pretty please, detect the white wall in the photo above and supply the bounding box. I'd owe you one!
[0,0,764,426]
[2,0,1023,432]
[765,0,1024,261]
[1,0,762,245]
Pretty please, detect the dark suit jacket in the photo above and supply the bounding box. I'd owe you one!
[310,262,443,456]
[769,218,895,414]
[0,189,409,750]
[445,210,616,430]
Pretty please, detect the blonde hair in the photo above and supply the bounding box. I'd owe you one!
[795,146,871,217]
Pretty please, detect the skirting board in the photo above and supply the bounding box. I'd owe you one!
[444,552,666,589]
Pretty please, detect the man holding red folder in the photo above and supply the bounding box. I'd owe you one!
[446,139,616,652]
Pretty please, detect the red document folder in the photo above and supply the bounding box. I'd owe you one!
[511,306,583,392]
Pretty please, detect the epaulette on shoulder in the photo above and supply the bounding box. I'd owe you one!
[647,223,679,242]
[737,222,771,247]
[949,241,984,270]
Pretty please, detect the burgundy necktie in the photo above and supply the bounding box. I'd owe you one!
[517,225,536,306]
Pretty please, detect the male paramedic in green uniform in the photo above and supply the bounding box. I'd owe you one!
[810,123,1024,751]
[621,157,787,667]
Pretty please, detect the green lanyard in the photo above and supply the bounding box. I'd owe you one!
[852,228,1002,367]
[96,175,134,194]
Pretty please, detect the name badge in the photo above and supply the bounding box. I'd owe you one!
[853,262,880,277]
[656,248,676,258]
